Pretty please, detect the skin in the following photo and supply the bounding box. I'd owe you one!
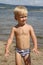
[5,13,39,65]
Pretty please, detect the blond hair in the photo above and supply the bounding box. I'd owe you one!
[13,6,28,20]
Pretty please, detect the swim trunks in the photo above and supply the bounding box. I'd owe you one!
[16,48,30,57]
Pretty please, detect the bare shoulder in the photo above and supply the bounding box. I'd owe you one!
[11,26,16,32]
[29,25,34,30]
[27,24,34,30]
[28,25,35,35]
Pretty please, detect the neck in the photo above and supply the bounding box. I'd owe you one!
[18,23,26,27]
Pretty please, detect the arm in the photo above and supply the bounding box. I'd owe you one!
[30,26,37,49]
[5,27,15,56]
[30,25,39,54]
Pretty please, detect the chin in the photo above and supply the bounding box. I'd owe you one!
[22,23,26,25]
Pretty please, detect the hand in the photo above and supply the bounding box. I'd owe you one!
[32,48,39,55]
[5,52,9,57]
[5,50,9,57]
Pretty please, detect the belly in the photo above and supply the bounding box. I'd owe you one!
[16,35,30,49]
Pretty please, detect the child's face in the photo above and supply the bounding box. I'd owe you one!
[17,14,28,25]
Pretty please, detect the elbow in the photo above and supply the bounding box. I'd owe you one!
[33,36,37,43]
[8,38,12,43]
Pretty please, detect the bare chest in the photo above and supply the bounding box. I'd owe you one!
[15,27,29,35]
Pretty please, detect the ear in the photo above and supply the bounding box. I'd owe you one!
[15,15,17,20]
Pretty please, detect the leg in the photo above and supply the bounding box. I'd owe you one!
[15,51,22,65]
[23,54,31,65]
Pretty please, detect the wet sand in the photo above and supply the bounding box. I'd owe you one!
[0,41,43,65]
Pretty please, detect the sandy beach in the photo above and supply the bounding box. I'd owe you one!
[0,41,43,65]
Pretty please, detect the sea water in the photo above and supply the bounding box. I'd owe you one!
[0,7,43,45]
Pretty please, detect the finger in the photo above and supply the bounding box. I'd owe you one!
[35,51,40,55]
[5,53,9,57]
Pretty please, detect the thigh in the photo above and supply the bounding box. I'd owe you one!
[23,54,31,65]
[15,51,22,65]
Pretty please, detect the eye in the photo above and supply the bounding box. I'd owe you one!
[19,16,24,18]
[19,16,27,18]
[24,16,27,17]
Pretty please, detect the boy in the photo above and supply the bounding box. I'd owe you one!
[5,6,39,65]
